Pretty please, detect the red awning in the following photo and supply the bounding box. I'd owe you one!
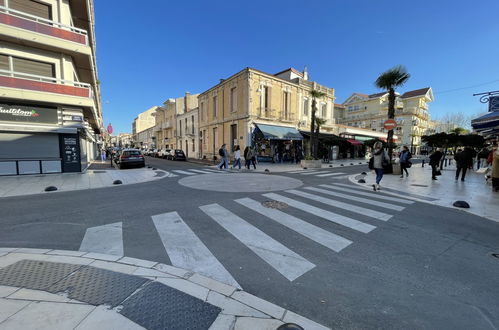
[347,139,363,146]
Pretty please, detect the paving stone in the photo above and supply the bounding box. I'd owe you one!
[230,291,285,319]
[208,314,236,330]
[153,263,191,278]
[46,255,94,266]
[46,250,87,257]
[155,277,210,301]
[0,248,18,254]
[0,298,30,323]
[14,248,51,254]
[234,316,284,330]
[189,273,237,296]
[90,260,138,274]
[0,253,50,268]
[206,291,269,318]
[120,281,221,330]
[118,257,157,268]
[283,310,330,330]
[0,301,94,330]
[81,252,122,261]
[75,305,145,330]
[132,268,178,278]
[8,288,70,303]
[0,285,19,298]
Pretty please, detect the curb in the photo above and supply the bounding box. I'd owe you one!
[0,248,330,330]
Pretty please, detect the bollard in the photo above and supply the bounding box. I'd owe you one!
[422,159,425,167]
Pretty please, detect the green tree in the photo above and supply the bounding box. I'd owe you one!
[374,65,410,159]
[310,89,326,158]
[450,127,467,135]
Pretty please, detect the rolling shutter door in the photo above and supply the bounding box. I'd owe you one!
[9,0,52,20]
[0,54,9,71]
[12,57,55,78]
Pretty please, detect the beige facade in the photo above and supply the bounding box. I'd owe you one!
[338,88,434,152]
[198,67,335,160]
[0,0,102,174]
[176,107,199,159]
[132,106,158,147]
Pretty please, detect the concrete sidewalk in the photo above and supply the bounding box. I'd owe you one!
[350,164,499,222]
[0,248,328,330]
[0,163,167,198]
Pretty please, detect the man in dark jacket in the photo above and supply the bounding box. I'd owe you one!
[429,149,443,180]
[455,147,474,181]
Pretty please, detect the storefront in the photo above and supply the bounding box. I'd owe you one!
[252,123,303,163]
[0,102,99,175]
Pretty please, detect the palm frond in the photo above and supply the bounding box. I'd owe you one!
[374,65,411,90]
[310,89,326,98]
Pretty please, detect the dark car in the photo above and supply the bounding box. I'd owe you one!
[171,149,186,161]
[114,149,145,169]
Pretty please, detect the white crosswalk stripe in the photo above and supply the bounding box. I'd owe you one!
[172,170,197,175]
[285,190,392,221]
[235,198,352,252]
[199,203,315,281]
[79,222,124,256]
[151,211,240,288]
[188,169,216,174]
[329,175,351,180]
[200,168,222,173]
[304,186,405,211]
[315,172,346,177]
[262,193,376,233]
[300,171,322,175]
[321,184,414,204]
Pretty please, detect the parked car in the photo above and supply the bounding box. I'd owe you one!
[171,149,186,161]
[157,148,171,159]
[114,149,145,169]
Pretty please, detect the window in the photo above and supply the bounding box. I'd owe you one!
[179,121,182,136]
[264,86,270,110]
[283,91,290,120]
[321,103,327,118]
[213,96,217,118]
[0,54,8,71]
[200,102,204,121]
[12,56,55,78]
[230,87,237,112]
[303,98,309,116]
[191,116,194,134]
[9,0,52,20]
[185,118,188,135]
[192,139,195,152]
[230,124,237,151]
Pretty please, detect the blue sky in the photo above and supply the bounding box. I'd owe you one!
[94,0,499,134]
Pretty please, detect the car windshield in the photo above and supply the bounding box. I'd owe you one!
[125,151,141,156]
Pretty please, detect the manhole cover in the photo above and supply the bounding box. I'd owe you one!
[492,253,499,259]
[411,184,428,187]
[262,201,288,209]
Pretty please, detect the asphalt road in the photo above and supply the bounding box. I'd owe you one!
[1,157,499,329]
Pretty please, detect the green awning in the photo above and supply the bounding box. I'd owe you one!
[254,124,303,140]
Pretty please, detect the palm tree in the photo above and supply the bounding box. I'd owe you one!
[374,65,410,159]
[310,89,326,158]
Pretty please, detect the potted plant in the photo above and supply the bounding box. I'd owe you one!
[300,155,322,168]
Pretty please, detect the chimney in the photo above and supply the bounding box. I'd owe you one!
[303,66,309,81]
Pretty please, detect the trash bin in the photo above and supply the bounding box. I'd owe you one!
[391,162,401,175]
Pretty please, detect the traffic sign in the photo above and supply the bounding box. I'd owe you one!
[107,123,113,134]
[384,119,397,130]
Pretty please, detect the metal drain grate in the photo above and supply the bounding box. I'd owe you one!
[120,281,221,330]
[492,253,499,259]
[411,184,428,187]
[262,200,288,209]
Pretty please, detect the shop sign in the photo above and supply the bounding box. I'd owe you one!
[0,104,58,124]
[489,96,499,112]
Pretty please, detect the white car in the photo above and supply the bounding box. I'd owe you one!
[157,148,172,159]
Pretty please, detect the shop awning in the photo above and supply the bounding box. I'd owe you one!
[347,139,363,146]
[472,111,499,131]
[254,124,303,140]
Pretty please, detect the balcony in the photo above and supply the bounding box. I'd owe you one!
[0,6,90,54]
[162,121,172,129]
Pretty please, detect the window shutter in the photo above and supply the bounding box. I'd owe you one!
[0,54,9,71]
[9,0,52,20]
[12,57,54,78]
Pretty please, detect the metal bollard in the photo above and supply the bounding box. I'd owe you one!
[422,159,425,167]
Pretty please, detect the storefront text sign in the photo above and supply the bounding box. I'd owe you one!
[0,104,58,124]
[489,96,499,112]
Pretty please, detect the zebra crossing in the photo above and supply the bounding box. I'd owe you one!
[286,170,350,179]
[165,168,221,177]
[78,183,415,287]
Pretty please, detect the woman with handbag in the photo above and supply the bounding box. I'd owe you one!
[371,142,388,191]
[399,146,412,178]
[429,148,443,180]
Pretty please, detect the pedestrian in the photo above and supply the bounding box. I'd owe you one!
[399,146,412,178]
[250,146,257,170]
[429,148,443,180]
[231,145,241,170]
[370,141,388,191]
[244,145,251,169]
[100,148,106,161]
[488,142,499,192]
[217,144,228,170]
[454,148,473,181]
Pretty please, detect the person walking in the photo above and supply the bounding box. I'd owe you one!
[399,146,412,178]
[371,142,388,191]
[429,148,443,180]
[488,142,499,192]
[454,148,472,181]
[250,146,257,169]
[100,148,106,161]
[217,144,228,170]
[231,145,241,170]
[244,145,251,169]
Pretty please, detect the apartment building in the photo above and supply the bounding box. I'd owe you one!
[198,67,336,161]
[176,106,198,159]
[132,106,157,149]
[0,0,102,175]
[338,88,434,153]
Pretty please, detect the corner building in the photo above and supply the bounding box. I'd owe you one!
[0,0,102,175]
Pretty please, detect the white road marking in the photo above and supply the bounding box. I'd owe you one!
[202,168,223,173]
[300,171,322,175]
[235,198,352,252]
[172,170,197,175]
[287,170,315,174]
[199,203,315,281]
[315,172,347,177]
[304,186,405,211]
[79,222,124,256]
[321,184,414,204]
[286,190,392,221]
[151,211,240,288]
[189,169,216,174]
[262,193,376,234]
[329,175,351,180]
